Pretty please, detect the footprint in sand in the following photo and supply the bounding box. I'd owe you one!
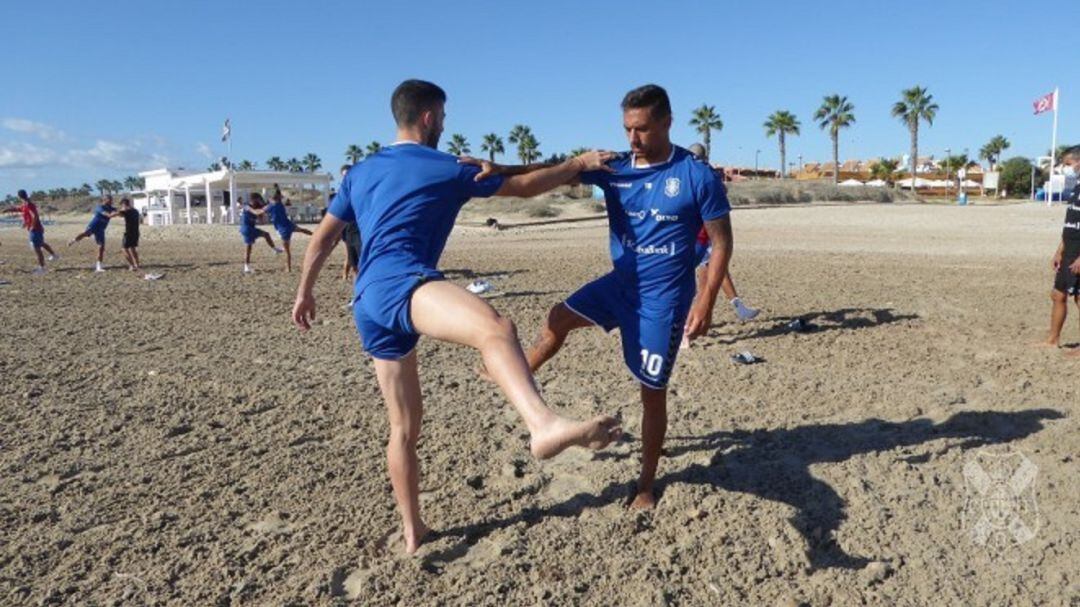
[244,511,293,536]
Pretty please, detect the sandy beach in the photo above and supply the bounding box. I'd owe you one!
[1,202,1076,605]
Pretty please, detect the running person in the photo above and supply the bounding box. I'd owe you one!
[516,85,734,510]
[1042,146,1080,356]
[68,195,117,272]
[292,79,621,555]
[118,198,142,271]
[266,191,313,272]
[239,193,283,274]
[3,190,58,274]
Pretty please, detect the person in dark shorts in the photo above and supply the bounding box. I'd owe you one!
[118,198,142,270]
[1042,146,1080,356]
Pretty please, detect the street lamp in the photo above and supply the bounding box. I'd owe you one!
[945,147,952,197]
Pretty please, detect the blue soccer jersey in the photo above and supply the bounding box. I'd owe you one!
[266,202,292,231]
[581,146,730,301]
[87,203,116,231]
[327,142,505,304]
[239,205,257,233]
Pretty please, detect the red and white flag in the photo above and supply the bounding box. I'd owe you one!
[1033,91,1056,115]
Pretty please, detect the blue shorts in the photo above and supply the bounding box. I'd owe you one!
[274,222,295,242]
[694,242,711,267]
[84,224,106,245]
[352,271,443,360]
[564,272,692,389]
[29,229,44,248]
[240,228,268,246]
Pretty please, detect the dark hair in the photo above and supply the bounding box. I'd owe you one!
[120,198,132,207]
[391,79,447,126]
[621,84,672,120]
[17,189,28,199]
[1065,145,1080,159]
[250,192,265,206]
[340,164,351,174]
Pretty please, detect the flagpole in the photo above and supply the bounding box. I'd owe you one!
[1049,88,1059,206]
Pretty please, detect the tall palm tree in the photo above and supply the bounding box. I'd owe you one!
[302,153,322,173]
[236,159,255,171]
[446,134,470,156]
[345,144,364,164]
[764,110,801,178]
[480,133,504,162]
[267,156,285,171]
[979,135,1010,170]
[891,86,939,189]
[813,95,856,184]
[509,125,539,164]
[80,183,93,196]
[689,105,723,160]
[365,141,382,156]
[286,158,302,173]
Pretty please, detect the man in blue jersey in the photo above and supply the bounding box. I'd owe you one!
[68,195,118,272]
[266,190,313,272]
[239,193,284,274]
[520,85,733,509]
[291,79,622,555]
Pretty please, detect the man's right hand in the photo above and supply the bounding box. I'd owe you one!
[572,150,617,173]
[292,292,317,331]
[1053,252,1063,271]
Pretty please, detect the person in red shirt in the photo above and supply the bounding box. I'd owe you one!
[685,145,759,346]
[3,190,58,274]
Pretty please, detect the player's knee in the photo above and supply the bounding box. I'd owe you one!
[546,305,573,337]
[489,314,517,340]
[387,424,417,450]
[1052,289,1067,303]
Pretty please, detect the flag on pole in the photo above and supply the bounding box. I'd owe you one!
[1033,91,1057,115]
[221,118,231,142]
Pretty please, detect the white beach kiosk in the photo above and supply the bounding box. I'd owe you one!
[134,168,332,226]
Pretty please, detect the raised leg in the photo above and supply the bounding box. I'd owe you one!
[409,280,620,459]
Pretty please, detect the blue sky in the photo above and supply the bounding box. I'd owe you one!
[2,0,1077,194]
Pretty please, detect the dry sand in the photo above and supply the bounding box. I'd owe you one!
[0,202,1076,606]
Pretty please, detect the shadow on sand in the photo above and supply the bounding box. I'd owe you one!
[420,408,1062,572]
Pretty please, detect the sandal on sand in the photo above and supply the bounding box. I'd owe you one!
[731,351,763,365]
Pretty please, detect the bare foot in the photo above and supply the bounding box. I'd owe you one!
[530,416,622,460]
[629,490,657,510]
[403,522,431,555]
[1034,338,1060,348]
[1065,348,1080,359]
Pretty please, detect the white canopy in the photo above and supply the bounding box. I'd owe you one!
[896,177,934,188]
[838,179,864,187]
[961,179,980,188]
[864,179,887,187]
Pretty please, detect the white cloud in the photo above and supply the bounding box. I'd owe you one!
[65,139,168,171]
[2,118,67,142]
[0,139,169,172]
[196,142,213,159]
[0,142,60,168]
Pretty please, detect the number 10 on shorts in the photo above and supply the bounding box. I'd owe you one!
[640,349,663,377]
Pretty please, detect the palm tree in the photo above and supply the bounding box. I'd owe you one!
[345,144,364,164]
[267,156,285,171]
[446,133,471,156]
[480,133,504,162]
[95,179,112,194]
[891,86,939,190]
[813,95,856,184]
[236,159,255,171]
[123,176,139,192]
[764,111,801,178]
[869,158,900,185]
[285,158,302,173]
[509,125,540,164]
[302,153,322,173]
[80,183,93,196]
[979,135,1010,170]
[366,141,382,156]
[569,147,590,158]
[688,105,723,159]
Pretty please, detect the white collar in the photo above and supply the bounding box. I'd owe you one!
[631,146,676,169]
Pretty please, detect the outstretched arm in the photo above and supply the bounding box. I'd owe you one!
[494,151,614,198]
[292,214,347,331]
[684,216,733,339]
